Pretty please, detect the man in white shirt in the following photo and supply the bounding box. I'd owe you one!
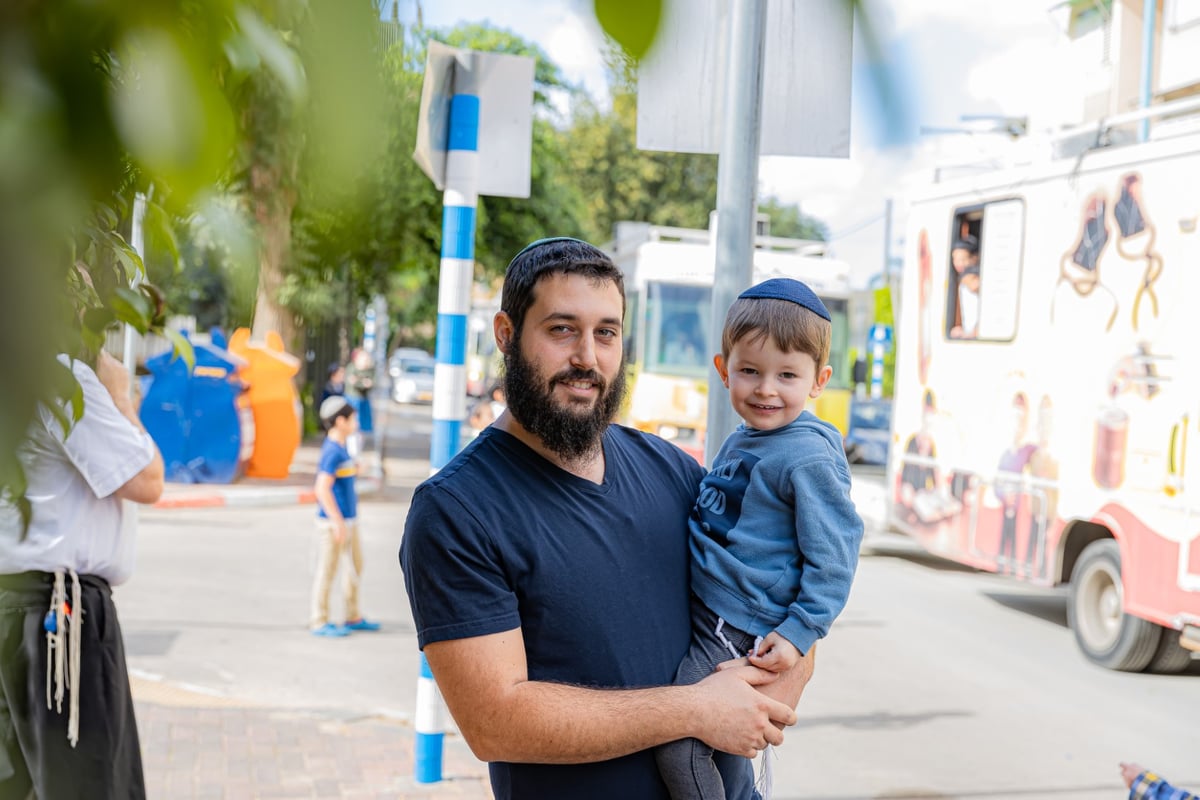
[0,350,164,799]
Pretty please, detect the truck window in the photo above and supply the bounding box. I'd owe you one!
[945,199,1024,342]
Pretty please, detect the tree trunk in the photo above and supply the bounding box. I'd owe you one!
[249,162,300,358]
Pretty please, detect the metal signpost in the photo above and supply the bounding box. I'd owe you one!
[637,0,853,464]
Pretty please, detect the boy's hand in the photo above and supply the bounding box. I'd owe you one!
[718,642,816,717]
[1119,762,1145,789]
[749,632,801,674]
[333,521,348,545]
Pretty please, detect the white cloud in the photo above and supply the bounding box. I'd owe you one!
[967,35,1086,131]
[543,13,611,100]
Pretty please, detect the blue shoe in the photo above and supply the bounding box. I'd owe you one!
[311,623,349,638]
[344,618,381,632]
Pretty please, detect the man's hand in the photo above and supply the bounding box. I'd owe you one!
[333,520,348,545]
[687,664,796,758]
[748,632,800,674]
[718,642,816,718]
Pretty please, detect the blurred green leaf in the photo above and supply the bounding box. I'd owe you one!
[110,286,153,332]
[144,200,180,265]
[164,327,196,372]
[235,7,307,105]
[82,306,117,333]
[592,0,662,61]
[111,27,236,206]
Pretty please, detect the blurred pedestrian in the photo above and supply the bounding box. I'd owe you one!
[320,361,345,406]
[1122,762,1198,800]
[310,395,380,637]
[344,348,375,436]
[0,350,164,798]
[467,383,507,433]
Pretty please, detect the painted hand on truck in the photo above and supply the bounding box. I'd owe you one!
[1112,173,1162,331]
[1052,191,1118,330]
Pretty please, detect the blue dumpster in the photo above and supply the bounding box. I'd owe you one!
[140,333,248,483]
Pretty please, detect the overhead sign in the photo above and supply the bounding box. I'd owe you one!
[414,41,535,198]
[637,0,853,157]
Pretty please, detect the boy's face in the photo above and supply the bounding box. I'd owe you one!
[714,335,831,432]
[951,247,976,272]
[333,412,358,435]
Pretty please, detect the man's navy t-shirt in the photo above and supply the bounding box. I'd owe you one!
[401,424,720,799]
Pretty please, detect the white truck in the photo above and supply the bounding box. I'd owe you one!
[887,103,1200,671]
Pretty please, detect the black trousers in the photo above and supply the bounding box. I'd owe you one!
[0,572,145,800]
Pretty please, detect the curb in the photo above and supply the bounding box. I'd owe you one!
[153,478,382,510]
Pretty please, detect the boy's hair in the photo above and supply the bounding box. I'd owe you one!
[319,395,355,431]
[721,296,831,369]
[501,238,625,335]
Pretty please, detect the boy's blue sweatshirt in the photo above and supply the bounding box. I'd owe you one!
[689,410,863,654]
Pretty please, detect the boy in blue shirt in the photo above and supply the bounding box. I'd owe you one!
[656,278,864,799]
[311,396,380,637]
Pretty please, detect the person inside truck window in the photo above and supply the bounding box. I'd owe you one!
[949,234,981,339]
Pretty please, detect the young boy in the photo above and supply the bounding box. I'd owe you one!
[655,278,864,799]
[310,396,381,637]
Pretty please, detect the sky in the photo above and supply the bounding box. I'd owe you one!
[391,0,1080,288]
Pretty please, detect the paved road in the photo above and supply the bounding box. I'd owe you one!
[119,406,1199,799]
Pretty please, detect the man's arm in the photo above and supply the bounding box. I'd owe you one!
[93,351,164,504]
[424,628,796,764]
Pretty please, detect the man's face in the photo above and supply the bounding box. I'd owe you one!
[501,272,627,460]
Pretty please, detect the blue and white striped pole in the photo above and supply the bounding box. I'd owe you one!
[416,54,480,786]
[430,58,480,473]
[868,324,891,400]
[414,652,445,783]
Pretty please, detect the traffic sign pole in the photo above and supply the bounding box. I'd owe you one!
[429,56,479,474]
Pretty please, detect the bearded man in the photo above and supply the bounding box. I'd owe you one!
[400,238,813,800]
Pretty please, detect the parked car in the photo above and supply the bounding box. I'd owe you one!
[843,397,892,466]
[392,358,435,404]
[388,347,433,379]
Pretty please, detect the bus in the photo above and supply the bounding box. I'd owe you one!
[609,222,854,462]
[886,109,1200,672]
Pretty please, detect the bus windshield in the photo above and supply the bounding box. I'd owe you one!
[645,282,711,378]
[643,281,850,387]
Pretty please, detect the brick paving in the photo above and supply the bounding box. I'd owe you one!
[134,695,491,799]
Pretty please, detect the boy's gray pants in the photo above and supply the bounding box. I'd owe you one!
[655,593,763,800]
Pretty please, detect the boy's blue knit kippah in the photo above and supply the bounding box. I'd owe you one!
[737,278,831,321]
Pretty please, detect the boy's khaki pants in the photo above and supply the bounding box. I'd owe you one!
[310,519,362,628]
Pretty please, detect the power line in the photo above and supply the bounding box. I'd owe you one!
[830,212,885,240]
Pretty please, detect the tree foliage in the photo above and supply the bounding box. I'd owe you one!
[759,196,830,242]
[0,0,384,509]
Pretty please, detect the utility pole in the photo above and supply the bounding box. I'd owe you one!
[704,0,768,467]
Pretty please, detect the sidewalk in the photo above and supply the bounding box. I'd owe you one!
[154,439,406,510]
[134,416,485,798]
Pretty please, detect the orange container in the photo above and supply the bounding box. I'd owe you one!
[228,328,301,479]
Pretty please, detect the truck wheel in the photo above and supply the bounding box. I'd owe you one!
[1067,540,1161,671]
[1145,626,1195,674]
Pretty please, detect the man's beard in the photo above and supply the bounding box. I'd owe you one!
[502,332,627,462]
